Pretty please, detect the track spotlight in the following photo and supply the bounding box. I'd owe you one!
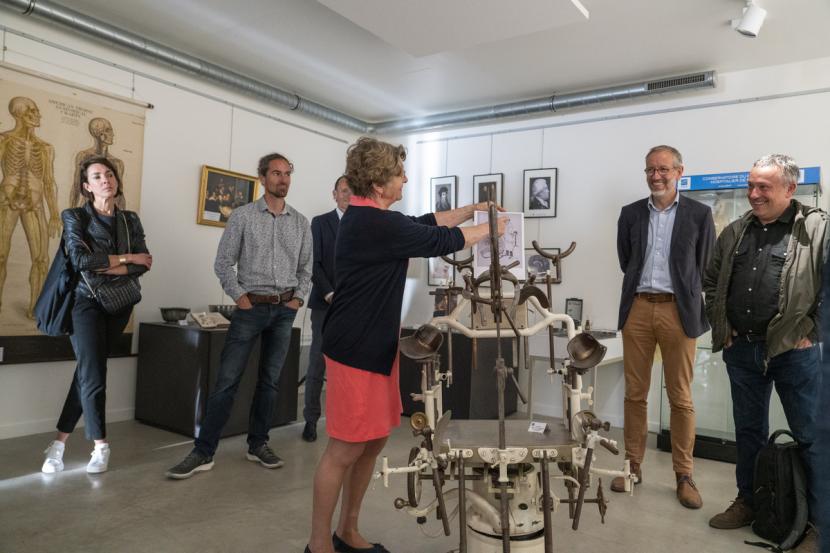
[732,1,767,37]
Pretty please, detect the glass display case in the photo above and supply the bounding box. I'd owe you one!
[657,167,821,462]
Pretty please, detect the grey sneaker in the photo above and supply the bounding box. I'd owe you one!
[246,443,284,469]
[165,451,214,480]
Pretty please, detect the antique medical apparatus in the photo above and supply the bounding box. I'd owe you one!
[377,200,633,553]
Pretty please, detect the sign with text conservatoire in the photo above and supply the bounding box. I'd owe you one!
[678,166,820,192]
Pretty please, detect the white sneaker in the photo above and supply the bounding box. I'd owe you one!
[42,440,65,473]
[86,443,110,473]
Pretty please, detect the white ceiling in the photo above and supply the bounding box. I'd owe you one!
[61,0,830,122]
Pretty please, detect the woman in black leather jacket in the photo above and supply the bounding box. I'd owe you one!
[41,156,152,474]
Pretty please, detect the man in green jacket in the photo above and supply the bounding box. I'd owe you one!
[704,154,828,531]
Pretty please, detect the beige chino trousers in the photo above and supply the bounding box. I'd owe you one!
[621,296,697,474]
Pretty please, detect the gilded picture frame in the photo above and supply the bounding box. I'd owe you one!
[197,165,259,227]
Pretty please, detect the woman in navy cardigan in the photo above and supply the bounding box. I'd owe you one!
[305,137,504,553]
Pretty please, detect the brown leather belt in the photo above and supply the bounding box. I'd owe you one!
[635,292,675,303]
[248,290,295,304]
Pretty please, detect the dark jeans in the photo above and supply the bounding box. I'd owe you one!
[816,356,830,553]
[194,304,296,457]
[723,338,820,515]
[303,308,326,425]
[57,295,132,440]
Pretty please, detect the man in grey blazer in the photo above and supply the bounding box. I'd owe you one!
[611,145,715,510]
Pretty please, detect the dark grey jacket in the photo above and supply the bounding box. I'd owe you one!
[308,209,339,311]
[703,200,829,359]
[617,194,716,338]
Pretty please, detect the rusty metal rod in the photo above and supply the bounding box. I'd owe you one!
[572,447,594,530]
[541,452,553,553]
[458,456,467,553]
[433,467,451,536]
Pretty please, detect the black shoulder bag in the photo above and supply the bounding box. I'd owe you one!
[81,212,142,315]
[34,238,77,336]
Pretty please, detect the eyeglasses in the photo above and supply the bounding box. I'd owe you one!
[644,166,676,176]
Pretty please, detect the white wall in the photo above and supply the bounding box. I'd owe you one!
[392,55,830,429]
[0,14,357,439]
[2,11,829,440]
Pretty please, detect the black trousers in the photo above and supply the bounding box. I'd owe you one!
[56,295,131,440]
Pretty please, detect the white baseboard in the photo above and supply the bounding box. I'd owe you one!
[0,407,135,441]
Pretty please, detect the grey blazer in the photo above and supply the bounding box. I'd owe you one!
[616,194,716,338]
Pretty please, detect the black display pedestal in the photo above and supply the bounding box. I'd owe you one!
[399,328,517,419]
[657,430,737,464]
[135,322,299,438]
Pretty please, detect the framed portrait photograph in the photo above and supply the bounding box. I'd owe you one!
[197,165,260,227]
[428,255,455,286]
[523,168,558,218]
[431,175,457,213]
[432,288,459,317]
[472,211,525,280]
[473,173,504,205]
[524,247,559,279]
[565,297,583,328]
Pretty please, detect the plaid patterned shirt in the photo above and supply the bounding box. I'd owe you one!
[214,197,312,301]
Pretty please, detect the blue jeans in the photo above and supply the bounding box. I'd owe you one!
[194,304,296,457]
[303,308,326,425]
[723,338,821,514]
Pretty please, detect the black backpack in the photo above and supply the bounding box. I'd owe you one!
[744,430,809,552]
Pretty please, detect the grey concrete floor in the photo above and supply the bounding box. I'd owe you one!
[0,414,757,553]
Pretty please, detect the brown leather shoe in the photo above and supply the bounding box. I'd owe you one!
[610,462,641,493]
[676,473,702,509]
[709,496,754,529]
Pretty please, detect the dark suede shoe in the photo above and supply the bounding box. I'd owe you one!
[302,421,317,442]
[610,462,641,493]
[332,532,390,553]
[165,450,214,480]
[676,473,703,509]
[246,443,284,469]
[709,496,754,529]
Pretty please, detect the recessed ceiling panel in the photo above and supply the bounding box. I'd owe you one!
[317,0,589,56]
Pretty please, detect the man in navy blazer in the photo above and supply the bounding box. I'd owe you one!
[302,176,352,442]
[611,145,715,510]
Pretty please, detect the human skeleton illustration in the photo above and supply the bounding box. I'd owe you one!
[0,96,61,318]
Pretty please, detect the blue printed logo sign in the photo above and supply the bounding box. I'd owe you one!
[679,167,820,191]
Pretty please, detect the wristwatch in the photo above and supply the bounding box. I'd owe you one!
[118,256,128,265]
[295,297,304,307]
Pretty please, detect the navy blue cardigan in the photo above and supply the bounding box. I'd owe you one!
[322,203,465,375]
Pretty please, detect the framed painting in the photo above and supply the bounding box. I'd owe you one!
[473,173,504,205]
[197,165,259,227]
[524,247,559,279]
[431,175,457,213]
[432,288,459,317]
[428,255,455,286]
[523,168,557,218]
[565,297,584,328]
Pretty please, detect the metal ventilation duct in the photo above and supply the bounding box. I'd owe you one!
[1,0,717,135]
[371,72,716,133]
[0,0,371,132]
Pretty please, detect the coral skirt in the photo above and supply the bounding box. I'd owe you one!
[324,354,402,443]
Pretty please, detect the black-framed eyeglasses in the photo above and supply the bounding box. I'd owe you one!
[644,166,676,176]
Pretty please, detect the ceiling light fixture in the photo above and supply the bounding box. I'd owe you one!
[732,1,767,37]
[569,0,590,19]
